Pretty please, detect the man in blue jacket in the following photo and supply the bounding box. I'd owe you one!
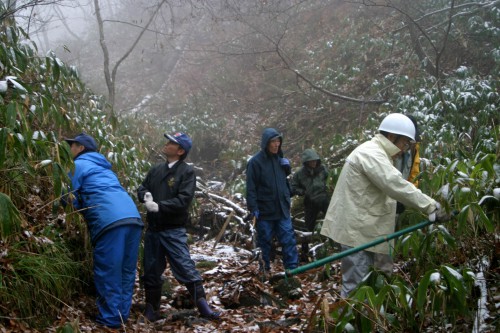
[65,132,144,329]
[246,128,299,277]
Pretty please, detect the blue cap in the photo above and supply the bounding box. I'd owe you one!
[164,132,192,155]
[64,132,98,151]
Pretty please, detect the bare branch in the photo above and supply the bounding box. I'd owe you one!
[223,2,386,105]
[101,19,174,37]
[290,67,386,104]
[93,0,113,110]
[435,0,456,112]
[93,0,167,112]
[54,5,83,42]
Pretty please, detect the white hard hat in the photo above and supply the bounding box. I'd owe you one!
[378,113,416,141]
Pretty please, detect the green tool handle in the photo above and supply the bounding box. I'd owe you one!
[285,219,436,278]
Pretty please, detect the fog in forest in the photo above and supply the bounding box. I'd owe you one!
[12,0,500,167]
[2,2,499,331]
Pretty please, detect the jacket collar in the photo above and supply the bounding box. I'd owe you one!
[373,133,401,158]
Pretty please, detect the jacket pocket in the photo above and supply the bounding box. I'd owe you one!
[257,198,275,215]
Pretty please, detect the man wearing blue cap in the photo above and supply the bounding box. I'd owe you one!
[137,132,220,322]
[64,132,144,329]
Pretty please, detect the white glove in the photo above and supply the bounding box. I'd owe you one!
[143,192,159,213]
[428,202,448,222]
[144,192,153,202]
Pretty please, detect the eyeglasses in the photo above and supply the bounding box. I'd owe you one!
[401,139,416,151]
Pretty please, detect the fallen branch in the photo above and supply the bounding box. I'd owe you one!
[195,191,247,216]
[213,211,235,249]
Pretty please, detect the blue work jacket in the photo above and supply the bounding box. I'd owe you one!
[246,128,291,220]
[68,152,142,244]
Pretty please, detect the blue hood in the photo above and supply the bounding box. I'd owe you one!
[76,151,112,169]
[260,128,283,156]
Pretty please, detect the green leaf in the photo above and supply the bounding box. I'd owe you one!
[478,195,497,206]
[51,56,61,85]
[416,270,433,312]
[0,192,22,239]
[56,323,76,333]
[0,128,7,168]
[441,265,467,312]
[457,205,470,234]
[476,204,494,232]
[479,153,495,175]
[52,162,67,213]
[436,225,456,247]
[374,285,392,309]
[6,102,17,128]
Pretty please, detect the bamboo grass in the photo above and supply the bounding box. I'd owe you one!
[0,244,84,327]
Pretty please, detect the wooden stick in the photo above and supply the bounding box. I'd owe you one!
[213,210,234,249]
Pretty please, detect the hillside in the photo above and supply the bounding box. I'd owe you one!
[53,0,499,179]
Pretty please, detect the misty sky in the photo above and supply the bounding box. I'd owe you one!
[19,0,95,53]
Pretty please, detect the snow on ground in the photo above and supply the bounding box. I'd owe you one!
[44,239,342,332]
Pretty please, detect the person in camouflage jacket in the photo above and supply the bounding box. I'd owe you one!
[291,148,330,261]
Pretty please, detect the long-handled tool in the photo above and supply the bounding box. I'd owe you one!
[250,216,267,270]
[285,218,446,278]
[239,215,264,268]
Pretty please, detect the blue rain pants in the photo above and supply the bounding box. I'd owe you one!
[93,223,142,328]
[257,217,299,271]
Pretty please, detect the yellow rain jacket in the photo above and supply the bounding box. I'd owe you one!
[408,142,420,186]
[321,134,437,254]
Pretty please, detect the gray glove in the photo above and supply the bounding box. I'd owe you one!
[144,192,159,213]
[428,202,448,222]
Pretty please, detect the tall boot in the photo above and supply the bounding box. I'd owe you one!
[196,297,221,320]
[269,238,277,262]
[187,282,220,320]
[300,241,309,263]
[144,288,162,322]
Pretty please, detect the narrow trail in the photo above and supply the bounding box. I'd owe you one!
[50,240,342,332]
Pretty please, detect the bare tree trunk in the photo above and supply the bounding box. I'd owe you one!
[93,0,167,115]
[406,19,438,78]
[93,0,113,112]
[130,9,209,116]
[400,0,456,112]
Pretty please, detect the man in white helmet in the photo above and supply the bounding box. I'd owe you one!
[320,113,446,298]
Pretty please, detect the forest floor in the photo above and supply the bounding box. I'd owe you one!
[47,240,343,333]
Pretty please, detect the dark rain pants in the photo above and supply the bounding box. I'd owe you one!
[304,195,330,232]
[142,227,205,299]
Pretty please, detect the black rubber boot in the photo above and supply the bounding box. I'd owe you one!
[300,241,309,263]
[186,282,220,320]
[196,297,221,320]
[269,239,277,262]
[144,288,162,322]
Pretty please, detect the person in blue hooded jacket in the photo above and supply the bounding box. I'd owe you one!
[246,128,299,276]
[64,132,143,329]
